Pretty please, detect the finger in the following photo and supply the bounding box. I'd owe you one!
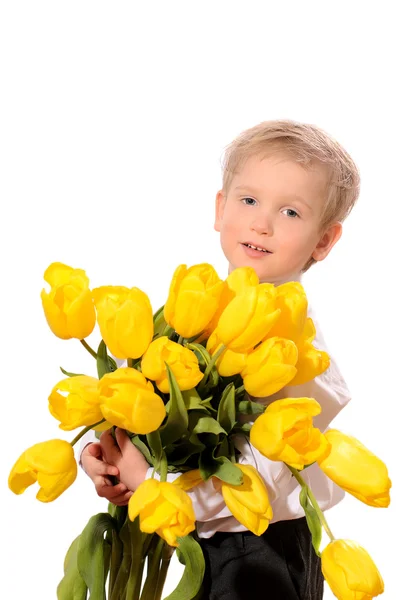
[87,443,102,458]
[112,492,133,506]
[97,482,129,499]
[115,427,129,448]
[100,430,121,464]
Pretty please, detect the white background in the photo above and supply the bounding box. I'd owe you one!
[1,2,398,598]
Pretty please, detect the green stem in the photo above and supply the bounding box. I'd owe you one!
[80,338,97,359]
[177,335,184,345]
[159,452,168,482]
[140,536,165,600]
[70,420,105,446]
[287,465,335,541]
[198,344,226,391]
[235,384,245,396]
[154,544,175,600]
[127,357,134,368]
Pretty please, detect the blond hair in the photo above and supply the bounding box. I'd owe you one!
[221,119,360,270]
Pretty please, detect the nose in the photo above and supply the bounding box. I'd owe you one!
[251,211,273,236]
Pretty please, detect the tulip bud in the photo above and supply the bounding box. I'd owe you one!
[41,262,96,340]
[141,336,203,393]
[8,439,77,502]
[321,539,384,599]
[266,281,308,343]
[241,337,298,397]
[318,430,391,507]
[129,479,196,547]
[215,283,280,353]
[48,375,108,431]
[92,286,153,359]
[164,263,225,338]
[221,464,273,535]
[250,398,330,469]
[99,367,166,434]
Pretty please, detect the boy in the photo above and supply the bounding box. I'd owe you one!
[81,119,360,599]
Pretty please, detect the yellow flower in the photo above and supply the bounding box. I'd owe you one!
[241,337,298,397]
[221,465,273,535]
[289,318,330,386]
[225,266,259,295]
[99,368,166,434]
[141,336,203,393]
[266,282,308,343]
[197,266,259,343]
[206,331,246,376]
[173,469,204,491]
[128,479,196,547]
[215,284,280,353]
[92,286,153,359]
[250,398,330,470]
[321,539,384,599]
[8,440,77,502]
[41,262,96,340]
[48,375,109,431]
[318,430,391,507]
[164,263,224,338]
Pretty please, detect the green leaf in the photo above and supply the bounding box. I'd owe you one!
[159,364,189,447]
[57,536,88,600]
[60,367,85,377]
[181,389,211,413]
[76,513,117,599]
[299,486,322,557]
[199,449,243,485]
[185,342,212,369]
[153,304,167,337]
[237,400,265,415]
[164,534,205,600]
[146,429,164,467]
[130,434,153,465]
[217,383,236,434]
[96,340,112,380]
[192,415,226,436]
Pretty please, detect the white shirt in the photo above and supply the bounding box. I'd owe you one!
[79,303,351,539]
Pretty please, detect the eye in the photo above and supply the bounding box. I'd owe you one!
[242,197,257,206]
[282,208,299,218]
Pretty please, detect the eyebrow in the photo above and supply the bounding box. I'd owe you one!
[234,185,313,211]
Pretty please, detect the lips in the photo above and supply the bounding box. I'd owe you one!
[242,242,272,253]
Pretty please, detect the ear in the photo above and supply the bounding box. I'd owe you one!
[312,222,342,262]
[214,190,226,232]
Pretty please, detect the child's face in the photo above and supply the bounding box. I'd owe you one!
[214,153,341,284]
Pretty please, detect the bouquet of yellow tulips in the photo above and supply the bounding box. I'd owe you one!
[8,261,391,600]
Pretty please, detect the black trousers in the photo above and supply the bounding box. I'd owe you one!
[198,517,324,600]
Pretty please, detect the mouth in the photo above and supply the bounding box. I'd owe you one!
[241,242,272,254]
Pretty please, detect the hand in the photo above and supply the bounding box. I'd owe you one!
[80,442,133,506]
[100,428,150,493]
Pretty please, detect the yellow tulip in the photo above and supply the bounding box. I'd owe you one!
[8,439,77,502]
[215,284,280,353]
[173,469,204,491]
[164,263,225,338]
[41,262,96,340]
[250,398,330,469]
[241,337,298,397]
[225,266,259,295]
[318,430,391,507]
[141,336,203,393]
[99,368,166,434]
[221,465,273,535]
[128,479,196,547]
[48,375,109,431]
[206,331,246,376]
[321,539,384,599]
[266,282,308,343]
[289,318,330,386]
[92,286,153,359]
[196,267,259,343]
